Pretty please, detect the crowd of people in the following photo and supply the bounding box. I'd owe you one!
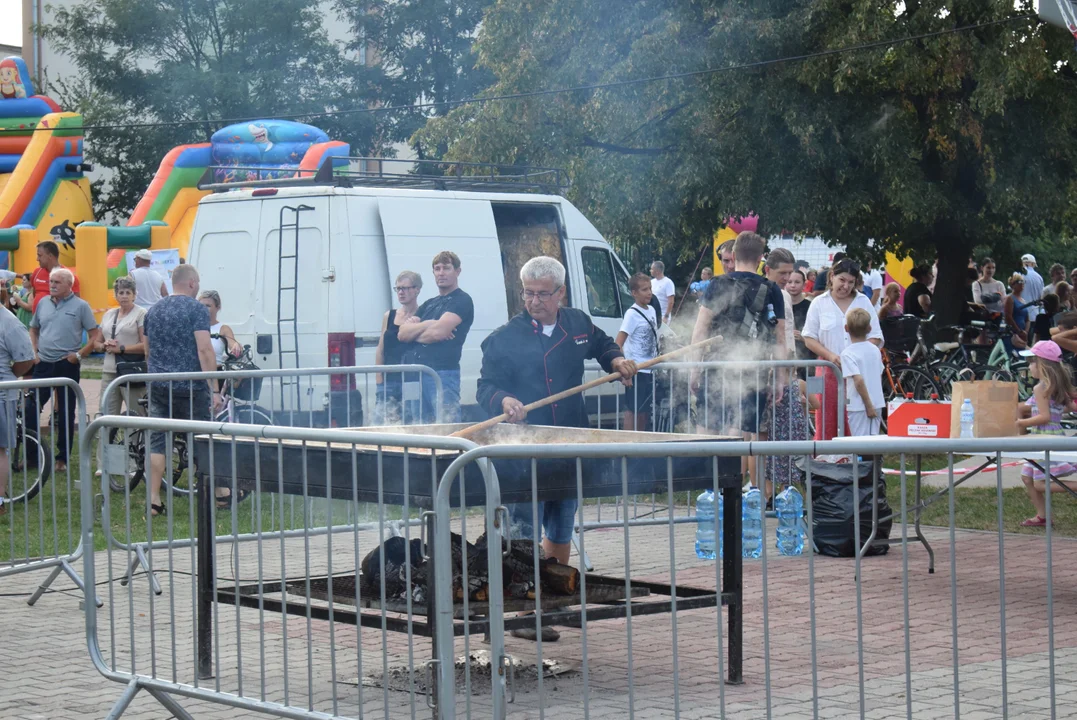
[2,232,1074,551]
[0,242,244,518]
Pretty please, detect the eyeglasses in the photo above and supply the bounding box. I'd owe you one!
[522,287,561,301]
[393,286,417,292]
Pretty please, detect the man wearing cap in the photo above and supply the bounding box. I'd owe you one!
[130,249,168,309]
[1022,254,1044,320]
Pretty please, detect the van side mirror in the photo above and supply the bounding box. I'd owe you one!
[256,335,273,355]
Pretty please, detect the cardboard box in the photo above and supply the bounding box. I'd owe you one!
[948,381,1019,438]
[887,398,952,438]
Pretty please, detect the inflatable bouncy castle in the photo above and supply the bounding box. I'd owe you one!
[0,57,94,273]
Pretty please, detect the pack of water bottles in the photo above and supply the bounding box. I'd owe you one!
[695,485,806,560]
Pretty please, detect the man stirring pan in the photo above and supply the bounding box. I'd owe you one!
[476,256,638,642]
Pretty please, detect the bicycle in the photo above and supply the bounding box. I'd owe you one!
[106,394,193,497]
[212,341,273,425]
[879,315,944,404]
[6,392,52,504]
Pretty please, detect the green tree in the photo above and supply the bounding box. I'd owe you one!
[334,0,495,156]
[40,0,381,218]
[419,0,1077,323]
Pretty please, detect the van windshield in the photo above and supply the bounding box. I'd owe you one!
[493,203,566,318]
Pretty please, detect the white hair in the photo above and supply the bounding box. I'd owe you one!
[520,256,565,286]
[49,267,74,285]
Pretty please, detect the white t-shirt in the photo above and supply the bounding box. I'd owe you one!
[130,266,166,309]
[542,323,555,337]
[802,291,884,359]
[651,276,675,318]
[840,341,884,412]
[619,303,658,373]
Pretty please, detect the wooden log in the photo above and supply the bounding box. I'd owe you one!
[540,559,580,595]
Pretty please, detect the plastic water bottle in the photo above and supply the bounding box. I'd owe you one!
[742,487,763,559]
[774,486,805,556]
[695,490,723,559]
[959,398,975,439]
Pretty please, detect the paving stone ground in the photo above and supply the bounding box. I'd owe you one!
[2,504,1075,719]
[0,375,1072,717]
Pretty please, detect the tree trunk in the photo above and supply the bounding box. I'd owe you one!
[932,232,974,329]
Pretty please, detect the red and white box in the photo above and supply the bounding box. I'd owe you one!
[886,398,952,438]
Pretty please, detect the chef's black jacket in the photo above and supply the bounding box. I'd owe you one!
[476,308,625,428]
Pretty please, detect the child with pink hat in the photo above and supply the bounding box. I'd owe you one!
[1016,340,1077,527]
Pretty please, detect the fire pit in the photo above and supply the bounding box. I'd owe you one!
[194,423,745,686]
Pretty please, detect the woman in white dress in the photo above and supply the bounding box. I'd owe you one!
[801,258,884,440]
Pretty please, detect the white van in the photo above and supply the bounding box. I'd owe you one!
[187,166,638,425]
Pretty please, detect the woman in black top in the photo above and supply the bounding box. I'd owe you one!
[375,270,422,424]
[787,269,814,377]
[904,265,934,318]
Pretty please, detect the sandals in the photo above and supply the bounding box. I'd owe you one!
[149,502,166,518]
[1020,515,1051,527]
[511,625,561,642]
[215,488,251,509]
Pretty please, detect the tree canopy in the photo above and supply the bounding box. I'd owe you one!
[418,0,1077,321]
[40,0,494,217]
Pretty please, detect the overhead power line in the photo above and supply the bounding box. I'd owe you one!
[0,12,1041,136]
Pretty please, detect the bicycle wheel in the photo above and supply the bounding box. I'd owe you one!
[884,364,942,403]
[215,404,274,426]
[7,429,51,504]
[107,415,147,494]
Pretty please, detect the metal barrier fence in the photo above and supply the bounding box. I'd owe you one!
[98,365,443,592]
[76,409,1077,720]
[574,359,843,569]
[80,413,487,720]
[432,434,1077,720]
[0,376,95,604]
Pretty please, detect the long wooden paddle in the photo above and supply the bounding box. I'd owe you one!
[449,334,723,439]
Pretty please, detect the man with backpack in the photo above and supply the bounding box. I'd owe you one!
[689,232,788,481]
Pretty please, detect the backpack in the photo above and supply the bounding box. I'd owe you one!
[705,273,776,344]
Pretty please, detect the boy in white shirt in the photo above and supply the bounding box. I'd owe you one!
[616,273,659,431]
[840,308,885,436]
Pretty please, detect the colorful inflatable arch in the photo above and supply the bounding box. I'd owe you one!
[106,120,349,283]
[712,215,760,275]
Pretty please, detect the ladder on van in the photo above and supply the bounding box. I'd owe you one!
[277,205,312,415]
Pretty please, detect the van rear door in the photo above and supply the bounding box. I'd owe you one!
[377,197,508,407]
[257,196,332,397]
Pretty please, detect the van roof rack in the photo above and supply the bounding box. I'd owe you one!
[197,156,570,194]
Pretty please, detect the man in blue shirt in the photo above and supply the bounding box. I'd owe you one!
[27,268,99,472]
[0,309,34,514]
[143,264,219,517]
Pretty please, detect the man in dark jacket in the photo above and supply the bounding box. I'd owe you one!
[477,256,636,642]
[477,256,637,555]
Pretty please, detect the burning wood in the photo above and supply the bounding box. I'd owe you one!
[359,533,581,604]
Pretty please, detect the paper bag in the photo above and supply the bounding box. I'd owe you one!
[949,381,1019,438]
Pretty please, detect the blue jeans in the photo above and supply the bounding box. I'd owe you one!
[419,369,460,424]
[508,500,578,546]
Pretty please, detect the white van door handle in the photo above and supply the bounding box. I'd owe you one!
[322,267,336,282]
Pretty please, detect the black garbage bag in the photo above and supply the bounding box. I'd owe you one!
[797,456,892,558]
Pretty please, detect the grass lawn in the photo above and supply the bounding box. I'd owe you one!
[3,446,1073,565]
[882,453,1077,536]
[0,431,421,564]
